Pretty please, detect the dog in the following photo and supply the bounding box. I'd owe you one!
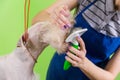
[0,11,74,80]
[1,0,119,79]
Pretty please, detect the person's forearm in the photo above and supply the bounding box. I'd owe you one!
[79,58,115,80]
[46,0,78,13]
[32,0,78,24]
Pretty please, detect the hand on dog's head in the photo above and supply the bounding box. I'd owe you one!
[37,16,75,54]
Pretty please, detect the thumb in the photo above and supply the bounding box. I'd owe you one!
[76,37,86,52]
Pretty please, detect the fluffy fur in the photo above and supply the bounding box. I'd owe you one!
[0,0,119,79]
[0,10,73,80]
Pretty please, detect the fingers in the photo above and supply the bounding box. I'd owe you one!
[68,46,85,58]
[65,51,82,67]
[59,5,70,17]
[67,51,80,60]
[76,37,86,53]
[56,5,70,18]
[57,19,65,28]
[51,5,72,28]
[65,37,86,67]
[65,56,78,66]
[59,14,71,26]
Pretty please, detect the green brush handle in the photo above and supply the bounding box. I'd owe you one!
[63,43,79,70]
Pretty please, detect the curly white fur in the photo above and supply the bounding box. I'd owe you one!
[0,20,72,80]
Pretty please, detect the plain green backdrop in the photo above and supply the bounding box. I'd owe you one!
[0,0,120,80]
[0,0,55,80]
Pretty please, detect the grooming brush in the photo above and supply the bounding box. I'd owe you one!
[63,28,87,70]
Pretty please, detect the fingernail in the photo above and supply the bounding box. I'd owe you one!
[66,24,72,28]
[65,56,68,59]
[64,25,67,29]
[78,36,81,39]
[66,24,70,27]
[63,25,70,30]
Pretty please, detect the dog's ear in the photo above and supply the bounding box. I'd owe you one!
[37,21,50,43]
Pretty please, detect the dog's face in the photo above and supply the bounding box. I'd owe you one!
[37,21,72,54]
[30,10,75,54]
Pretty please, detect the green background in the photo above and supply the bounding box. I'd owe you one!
[0,0,119,80]
[0,0,55,80]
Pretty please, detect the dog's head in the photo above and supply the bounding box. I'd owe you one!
[37,21,73,53]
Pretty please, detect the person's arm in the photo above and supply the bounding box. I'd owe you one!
[32,0,78,26]
[46,0,78,13]
[79,48,120,80]
[115,0,120,10]
[66,37,120,80]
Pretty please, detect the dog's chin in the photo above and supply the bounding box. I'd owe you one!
[55,43,69,54]
[56,50,66,54]
[37,21,73,54]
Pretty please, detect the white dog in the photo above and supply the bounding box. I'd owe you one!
[0,11,74,80]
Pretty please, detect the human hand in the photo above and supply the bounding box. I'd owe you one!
[50,5,73,29]
[65,37,87,67]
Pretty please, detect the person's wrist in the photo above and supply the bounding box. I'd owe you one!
[78,57,88,69]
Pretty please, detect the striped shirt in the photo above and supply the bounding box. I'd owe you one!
[77,0,120,37]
